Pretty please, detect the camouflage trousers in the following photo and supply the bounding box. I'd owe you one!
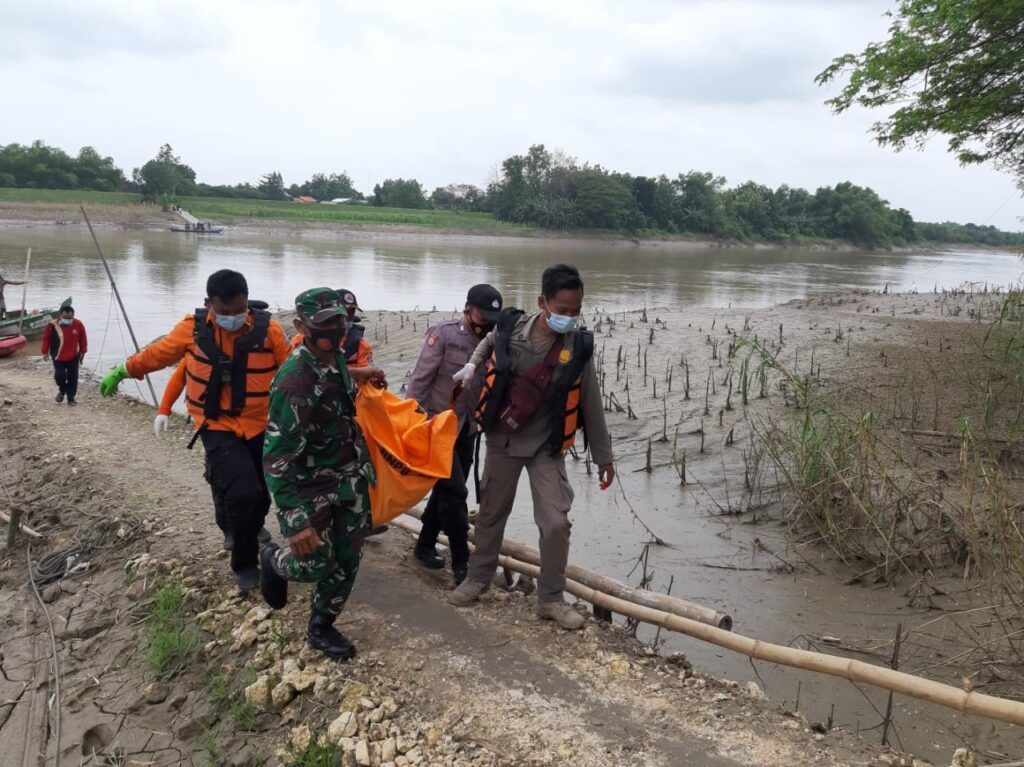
[270,484,370,616]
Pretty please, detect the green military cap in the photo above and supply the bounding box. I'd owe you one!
[295,287,348,325]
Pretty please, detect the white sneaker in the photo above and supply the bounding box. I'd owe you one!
[536,601,585,630]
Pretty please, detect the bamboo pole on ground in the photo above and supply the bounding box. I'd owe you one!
[391,517,1024,728]
[16,247,30,336]
[403,507,731,629]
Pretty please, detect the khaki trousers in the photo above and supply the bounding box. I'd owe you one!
[467,439,574,603]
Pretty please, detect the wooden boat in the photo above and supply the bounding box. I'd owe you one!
[0,334,27,357]
[169,225,224,234]
[0,297,70,340]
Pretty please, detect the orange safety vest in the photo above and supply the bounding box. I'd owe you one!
[187,308,278,422]
[475,310,594,455]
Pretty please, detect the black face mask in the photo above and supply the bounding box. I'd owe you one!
[306,325,345,353]
[468,319,495,337]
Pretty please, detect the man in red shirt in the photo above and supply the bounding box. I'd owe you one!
[41,305,87,407]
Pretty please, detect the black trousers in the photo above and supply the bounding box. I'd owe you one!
[201,430,270,573]
[417,422,474,567]
[53,358,80,401]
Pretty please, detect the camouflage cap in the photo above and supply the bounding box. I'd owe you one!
[295,287,348,325]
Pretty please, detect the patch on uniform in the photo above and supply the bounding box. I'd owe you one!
[426,335,437,347]
[559,348,572,364]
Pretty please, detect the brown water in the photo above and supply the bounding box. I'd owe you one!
[2,226,1022,760]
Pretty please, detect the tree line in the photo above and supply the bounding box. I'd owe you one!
[2,139,1021,249]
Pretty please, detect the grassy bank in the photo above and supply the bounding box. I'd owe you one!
[0,187,531,232]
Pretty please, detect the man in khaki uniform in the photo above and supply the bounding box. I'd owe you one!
[448,264,614,629]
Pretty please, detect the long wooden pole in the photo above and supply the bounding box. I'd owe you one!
[392,517,1024,727]
[80,207,158,407]
[16,247,30,336]
[403,507,731,629]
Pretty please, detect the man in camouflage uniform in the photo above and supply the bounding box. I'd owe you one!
[260,288,386,661]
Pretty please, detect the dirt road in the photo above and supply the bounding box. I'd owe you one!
[0,358,896,766]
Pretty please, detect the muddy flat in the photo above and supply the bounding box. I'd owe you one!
[0,353,893,765]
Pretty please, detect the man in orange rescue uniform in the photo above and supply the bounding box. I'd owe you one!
[100,270,292,590]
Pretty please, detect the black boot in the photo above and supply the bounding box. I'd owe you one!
[259,543,288,609]
[308,611,356,661]
[453,562,468,586]
[414,544,445,570]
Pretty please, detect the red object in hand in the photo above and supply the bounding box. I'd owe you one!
[600,478,612,491]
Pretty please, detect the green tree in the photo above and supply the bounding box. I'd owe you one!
[259,171,288,201]
[135,144,195,199]
[302,172,359,201]
[372,178,427,208]
[817,1,1024,182]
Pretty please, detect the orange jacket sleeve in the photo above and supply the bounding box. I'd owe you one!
[125,315,194,379]
[158,360,187,416]
[268,320,292,366]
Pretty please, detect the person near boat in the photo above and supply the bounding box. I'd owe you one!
[0,270,26,321]
[406,283,503,585]
[41,304,87,407]
[259,288,387,661]
[98,270,292,591]
[447,264,615,630]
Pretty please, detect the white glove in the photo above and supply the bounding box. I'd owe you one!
[153,414,169,437]
[452,362,476,383]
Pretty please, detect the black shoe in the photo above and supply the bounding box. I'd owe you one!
[236,567,259,592]
[222,532,234,551]
[414,545,445,570]
[259,544,288,609]
[55,393,65,403]
[308,611,356,661]
[67,399,77,407]
[368,524,389,537]
[453,563,468,586]
[257,527,272,544]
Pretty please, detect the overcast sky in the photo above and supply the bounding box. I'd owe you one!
[2,0,1021,229]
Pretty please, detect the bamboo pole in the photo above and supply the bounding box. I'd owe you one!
[403,507,731,629]
[16,247,30,336]
[80,207,159,407]
[0,509,43,540]
[392,517,1024,728]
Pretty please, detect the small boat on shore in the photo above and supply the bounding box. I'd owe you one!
[170,225,225,234]
[0,334,27,358]
[0,297,70,340]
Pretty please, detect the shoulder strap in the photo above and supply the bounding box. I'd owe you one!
[343,323,365,360]
[192,309,224,419]
[493,308,524,371]
[227,309,271,411]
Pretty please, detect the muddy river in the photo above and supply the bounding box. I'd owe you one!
[2,226,1022,760]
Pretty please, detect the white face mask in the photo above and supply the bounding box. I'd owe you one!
[214,312,246,332]
[543,299,578,333]
[60,317,73,326]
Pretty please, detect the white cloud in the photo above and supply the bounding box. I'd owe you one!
[0,0,1020,229]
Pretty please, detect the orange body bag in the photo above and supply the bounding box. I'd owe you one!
[355,385,458,526]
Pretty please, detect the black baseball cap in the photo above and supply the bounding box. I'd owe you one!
[466,284,503,321]
[334,288,360,311]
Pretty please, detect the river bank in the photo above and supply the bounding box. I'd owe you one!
[0,360,900,767]
[4,284,1023,763]
[0,197,952,253]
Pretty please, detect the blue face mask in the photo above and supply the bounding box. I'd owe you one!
[215,312,247,332]
[544,300,578,334]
